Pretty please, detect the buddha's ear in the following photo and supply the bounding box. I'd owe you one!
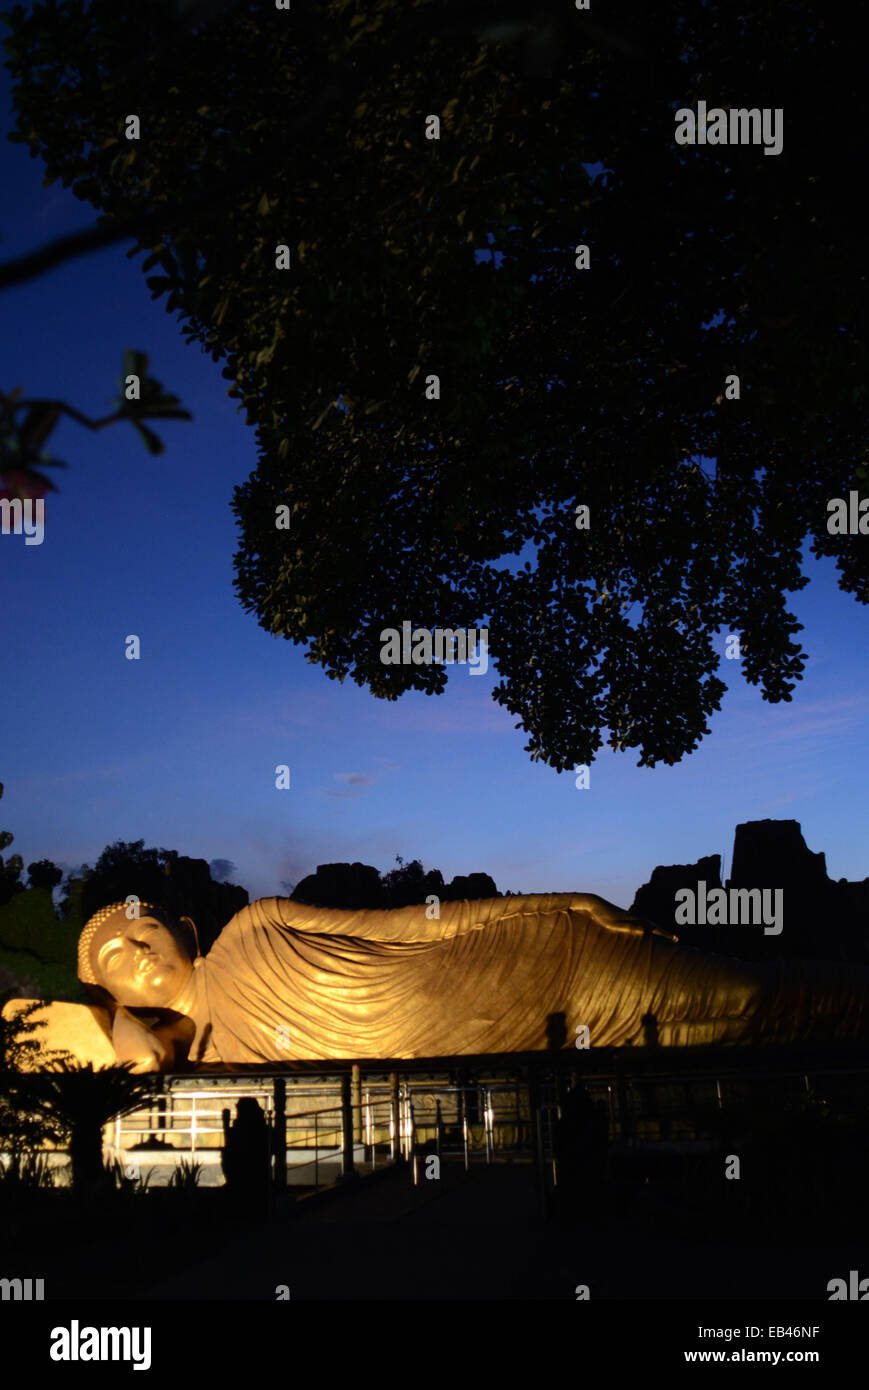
[177,914,201,958]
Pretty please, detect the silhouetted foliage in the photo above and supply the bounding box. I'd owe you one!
[0,781,25,906]
[13,1061,158,1192]
[0,884,82,999]
[59,838,248,953]
[0,354,192,503]
[5,1,868,767]
[380,856,445,909]
[26,859,63,892]
[0,1001,70,1159]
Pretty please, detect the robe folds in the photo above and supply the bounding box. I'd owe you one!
[175,894,869,1064]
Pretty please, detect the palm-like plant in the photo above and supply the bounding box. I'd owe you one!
[13,1062,159,1192]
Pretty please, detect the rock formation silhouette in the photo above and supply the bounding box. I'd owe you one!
[631,820,869,963]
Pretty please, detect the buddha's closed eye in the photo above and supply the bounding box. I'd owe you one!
[99,940,128,973]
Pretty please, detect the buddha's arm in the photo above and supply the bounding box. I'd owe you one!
[111,1006,171,1072]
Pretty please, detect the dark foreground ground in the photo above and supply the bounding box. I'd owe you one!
[4,1152,866,1301]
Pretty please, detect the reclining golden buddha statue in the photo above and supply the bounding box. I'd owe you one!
[60,893,869,1071]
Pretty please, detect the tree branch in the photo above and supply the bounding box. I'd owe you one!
[0,223,136,291]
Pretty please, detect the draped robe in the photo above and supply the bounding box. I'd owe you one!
[169,894,869,1064]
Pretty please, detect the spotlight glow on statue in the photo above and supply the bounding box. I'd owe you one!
[76,895,869,1071]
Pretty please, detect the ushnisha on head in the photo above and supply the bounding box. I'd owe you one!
[77,901,200,1009]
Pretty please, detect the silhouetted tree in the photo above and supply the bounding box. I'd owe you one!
[14,1062,158,1193]
[0,1001,70,1161]
[58,839,248,953]
[26,859,63,893]
[0,782,25,907]
[6,2,867,768]
[381,857,445,909]
[292,856,498,909]
[0,884,82,999]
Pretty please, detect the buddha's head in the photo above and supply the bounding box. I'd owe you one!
[77,901,199,1008]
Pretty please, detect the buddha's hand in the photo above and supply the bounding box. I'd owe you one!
[111,1006,170,1072]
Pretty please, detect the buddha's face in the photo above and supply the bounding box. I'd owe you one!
[94,913,194,1008]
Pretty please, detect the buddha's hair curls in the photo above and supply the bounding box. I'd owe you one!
[77,900,164,984]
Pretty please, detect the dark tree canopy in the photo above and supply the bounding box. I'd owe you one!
[5,0,868,768]
[26,859,63,892]
[59,839,248,953]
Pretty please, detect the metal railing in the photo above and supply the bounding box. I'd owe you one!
[107,1083,412,1190]
[111,1085,277,1154]
[103,1060,869,1194]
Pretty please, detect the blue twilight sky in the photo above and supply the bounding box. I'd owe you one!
[1,60,868,911]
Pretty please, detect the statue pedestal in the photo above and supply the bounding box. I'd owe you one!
[1,998,115,1068]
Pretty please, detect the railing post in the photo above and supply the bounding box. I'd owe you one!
[527,1069,541,1182]
[273,1077,287,1193]
[410,1101,418,1185]
[368,1092,375,1170]
[389,1072,403,1164]
[341,1072,356,1181]
[536,1103,550,1218]
[485,1087,494,1164]
[351,1063,362,1145]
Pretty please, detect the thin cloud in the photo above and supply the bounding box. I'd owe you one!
[730,695,868,749]
[364,695,515,737]
[313,769,391,799]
